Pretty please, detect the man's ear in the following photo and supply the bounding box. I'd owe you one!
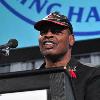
[69,34,75,47]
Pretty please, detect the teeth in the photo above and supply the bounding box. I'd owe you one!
[45,42,53,45]
[44,41,54,45]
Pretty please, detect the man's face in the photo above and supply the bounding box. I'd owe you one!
[38,24,74,57]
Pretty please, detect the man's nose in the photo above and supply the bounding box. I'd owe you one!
[44,30,54,38]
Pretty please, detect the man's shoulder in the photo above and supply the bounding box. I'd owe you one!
[69,57,100,81]
[71,58,100,100]
[76,60,100,77]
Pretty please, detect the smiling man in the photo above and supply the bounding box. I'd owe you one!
[34,12,100,100]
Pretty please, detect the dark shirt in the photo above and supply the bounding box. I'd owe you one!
[40,58,100,100]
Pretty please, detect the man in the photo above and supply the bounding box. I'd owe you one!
[34,12,100,100]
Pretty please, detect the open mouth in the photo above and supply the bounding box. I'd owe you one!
[43,41,55,44]
[43,40,56,49]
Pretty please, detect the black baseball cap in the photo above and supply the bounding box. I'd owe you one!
[34,12,73,34]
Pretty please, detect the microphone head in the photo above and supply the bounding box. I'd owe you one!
[7,39,18,48]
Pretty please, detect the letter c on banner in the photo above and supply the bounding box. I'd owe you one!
[46,3,61,14]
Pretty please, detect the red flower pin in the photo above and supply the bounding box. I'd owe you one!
[69,69,77,78]
[64,66,77,78]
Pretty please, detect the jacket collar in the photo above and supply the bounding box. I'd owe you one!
[40,57,78,70]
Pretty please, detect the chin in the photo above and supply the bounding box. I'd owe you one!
[41,50,57,56]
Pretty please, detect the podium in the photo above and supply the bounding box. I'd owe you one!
[0,68,75,100]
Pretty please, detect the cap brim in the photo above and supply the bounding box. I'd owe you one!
[34,20,67,31]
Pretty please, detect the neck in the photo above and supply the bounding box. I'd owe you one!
[44,50,71,68]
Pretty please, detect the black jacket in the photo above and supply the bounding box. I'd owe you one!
[40,58,100,100]
[70,58,100,100]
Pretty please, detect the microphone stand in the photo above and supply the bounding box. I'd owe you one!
[0,47,10,56]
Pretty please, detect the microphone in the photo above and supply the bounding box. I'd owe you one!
[0,39,18,56]
[0,39,18,49]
